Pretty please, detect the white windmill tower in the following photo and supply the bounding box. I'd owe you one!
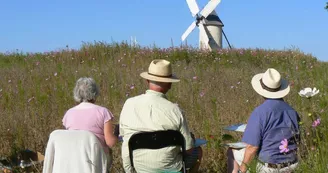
[181,0,231,51]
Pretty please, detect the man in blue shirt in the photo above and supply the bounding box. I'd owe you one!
[231,68,300,173]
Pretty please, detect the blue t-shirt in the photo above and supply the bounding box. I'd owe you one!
[242,99,300,164]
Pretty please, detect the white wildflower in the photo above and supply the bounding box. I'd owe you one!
[299,87,319,98]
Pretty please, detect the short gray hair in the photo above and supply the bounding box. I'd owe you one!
[73,77,100,102]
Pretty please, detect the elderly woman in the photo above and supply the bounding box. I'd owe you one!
[62,77,118,169]
[228,68,300,173]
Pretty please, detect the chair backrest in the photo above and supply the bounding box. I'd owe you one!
[42,130,108,173]
[128,130,186,168]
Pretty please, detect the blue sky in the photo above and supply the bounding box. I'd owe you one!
[1,0,327,61]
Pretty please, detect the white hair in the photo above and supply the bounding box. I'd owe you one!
[73,77,100,103]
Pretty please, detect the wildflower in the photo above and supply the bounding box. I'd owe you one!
[54,72,58,76]
[312,118,320,127]
[199,91,205,97]
[193,76,197,80]
[252,51,257,56]
[306,132,310,136]
[308,113,312,117]
[237,81,241,85]
[230,86,234,89]
[8,80,11,83]
[36,61,40,66]
[279,139,289,153]
[299,87,319,98]
[0,89,2,92]
[130,85,135,90]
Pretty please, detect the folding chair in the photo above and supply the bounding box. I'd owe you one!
[128,130,187,173]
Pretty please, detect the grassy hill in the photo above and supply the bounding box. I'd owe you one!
[0,42,327,172]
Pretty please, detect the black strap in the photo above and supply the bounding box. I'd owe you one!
[128,130,186,169]
[260,79,281,92]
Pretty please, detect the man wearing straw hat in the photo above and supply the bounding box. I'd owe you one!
[228,68,300,173]
[119,59,202,173]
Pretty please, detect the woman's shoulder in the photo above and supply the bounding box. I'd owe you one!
[92,103,111,112]
[91,104,114,118]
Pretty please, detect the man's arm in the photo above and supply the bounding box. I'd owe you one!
[239,110,263,172]
[175,106,194,153]
[239,144,258,172]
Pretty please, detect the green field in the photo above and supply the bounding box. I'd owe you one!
[1,42,327,172]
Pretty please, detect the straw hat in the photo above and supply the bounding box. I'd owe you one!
[251,68,290,99]
[140,59,180,83]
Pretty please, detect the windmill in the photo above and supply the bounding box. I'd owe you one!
[181,0,231,51]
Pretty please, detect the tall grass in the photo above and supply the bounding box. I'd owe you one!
[0,41,327,172]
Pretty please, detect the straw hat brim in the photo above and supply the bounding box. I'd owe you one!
[251,73,290,99]
[140,72,180,83]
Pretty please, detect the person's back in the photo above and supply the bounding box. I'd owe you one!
[259,99,300,163]
[119,59,201,173]
[247,99,300,164]
[229,68,300,173]
[120,90,192,173]
[61,77,118,171]
[63,102,113,153]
